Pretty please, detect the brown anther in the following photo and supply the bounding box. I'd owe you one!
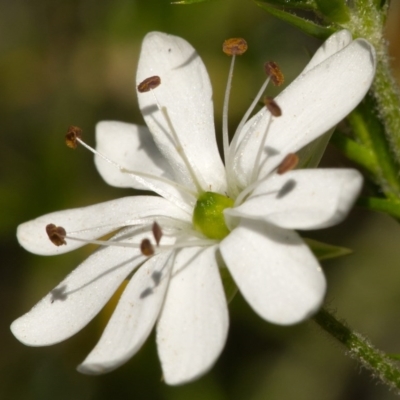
[277,153,299,175]
[264,96,282,117]
[65,126,82,149]
[137,76,161,93]
[46,224,67,246]
[222,38,248,56]
[264,61,284,86]
[152,222,162,246]
[140,238,155,256]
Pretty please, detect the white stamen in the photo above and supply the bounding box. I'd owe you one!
[226,76,271,179]
[222,54,236,163]
[149,90,206,193]
[76,137,195,213]
[250,115,273,184]
[63,232,217,252]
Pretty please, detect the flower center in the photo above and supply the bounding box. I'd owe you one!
[192,192,234,240]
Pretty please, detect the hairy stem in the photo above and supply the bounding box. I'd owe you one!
[314,308,400,392]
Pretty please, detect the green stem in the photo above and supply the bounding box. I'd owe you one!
[344,0,400,167]
[314,308,400,392]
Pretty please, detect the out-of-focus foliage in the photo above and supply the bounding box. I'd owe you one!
[1,1,400,400]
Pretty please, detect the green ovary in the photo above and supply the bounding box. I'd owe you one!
[192,192,234,240]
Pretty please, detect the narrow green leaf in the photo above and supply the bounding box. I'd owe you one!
[256,0,316,11]
[304,238,352,261]
[315,0,350,23]
[255,1,336,39]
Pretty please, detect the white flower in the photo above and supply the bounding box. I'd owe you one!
[12,30,376,385]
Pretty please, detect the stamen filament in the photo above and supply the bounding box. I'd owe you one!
[234,165,275,207]
[222,54,236,163]
[75,137,196,213]
[149,90,206,193]
[250,115,273,184]
[226,76,271,189]
[63,233,218,251]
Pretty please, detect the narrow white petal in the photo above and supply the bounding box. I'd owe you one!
[95,121,174,189]
[220,220,326,325]
[227,169,363,230]
[17,196,191,255]
[78,250,174,375]
[137,32,226,193]
[234,37,376,188]
[11,228,148,346]
[157,245,229,385]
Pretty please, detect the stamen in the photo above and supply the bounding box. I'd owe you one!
[222,38,248,165]
[226,62,283,191]
[143,89,205,194]
[226,73,272,193]
[65,126,83,149]
[137,76,161,93]
[45,223,217,253]
[140,238,155,256]
[152,222,162,246]
[264,61,284,86]
[264,96,282,117]
[277,153,299,174]
[235,153,299,206]
[46,224,67,246]
[222,38,248,56]
[66,132,195,212]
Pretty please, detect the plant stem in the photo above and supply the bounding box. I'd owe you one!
[314,308,400,392]
[345,0,400,167]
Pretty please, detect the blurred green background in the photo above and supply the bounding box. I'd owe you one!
[1,1,400,399]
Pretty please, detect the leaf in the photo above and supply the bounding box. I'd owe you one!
[357,197,400,220]
[255,1,336,39]
[304,238,353,261]
[315,0,350,23]
[256,0,316,10]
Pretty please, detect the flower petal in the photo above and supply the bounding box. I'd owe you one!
[95,121,195,208]
[227,169,363,230]
[17,196,191,255]
[11,228,149,346]
[302,29,353,73]
[220,220,326,325]
[156,245,229,385]
[234,37,376,188]
[95,121,174,189]
[78,250,174,375]
[137,32,226,193]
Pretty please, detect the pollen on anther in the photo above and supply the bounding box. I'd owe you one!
[264,96,282,117]
[277,153,299,174]
[264,61,284,86]
[137,76,161,93]
[152,222,162,246]
[46,224,67,246]
[140,238,155,256]
[222,38,248,56]
[65,126,82,149]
